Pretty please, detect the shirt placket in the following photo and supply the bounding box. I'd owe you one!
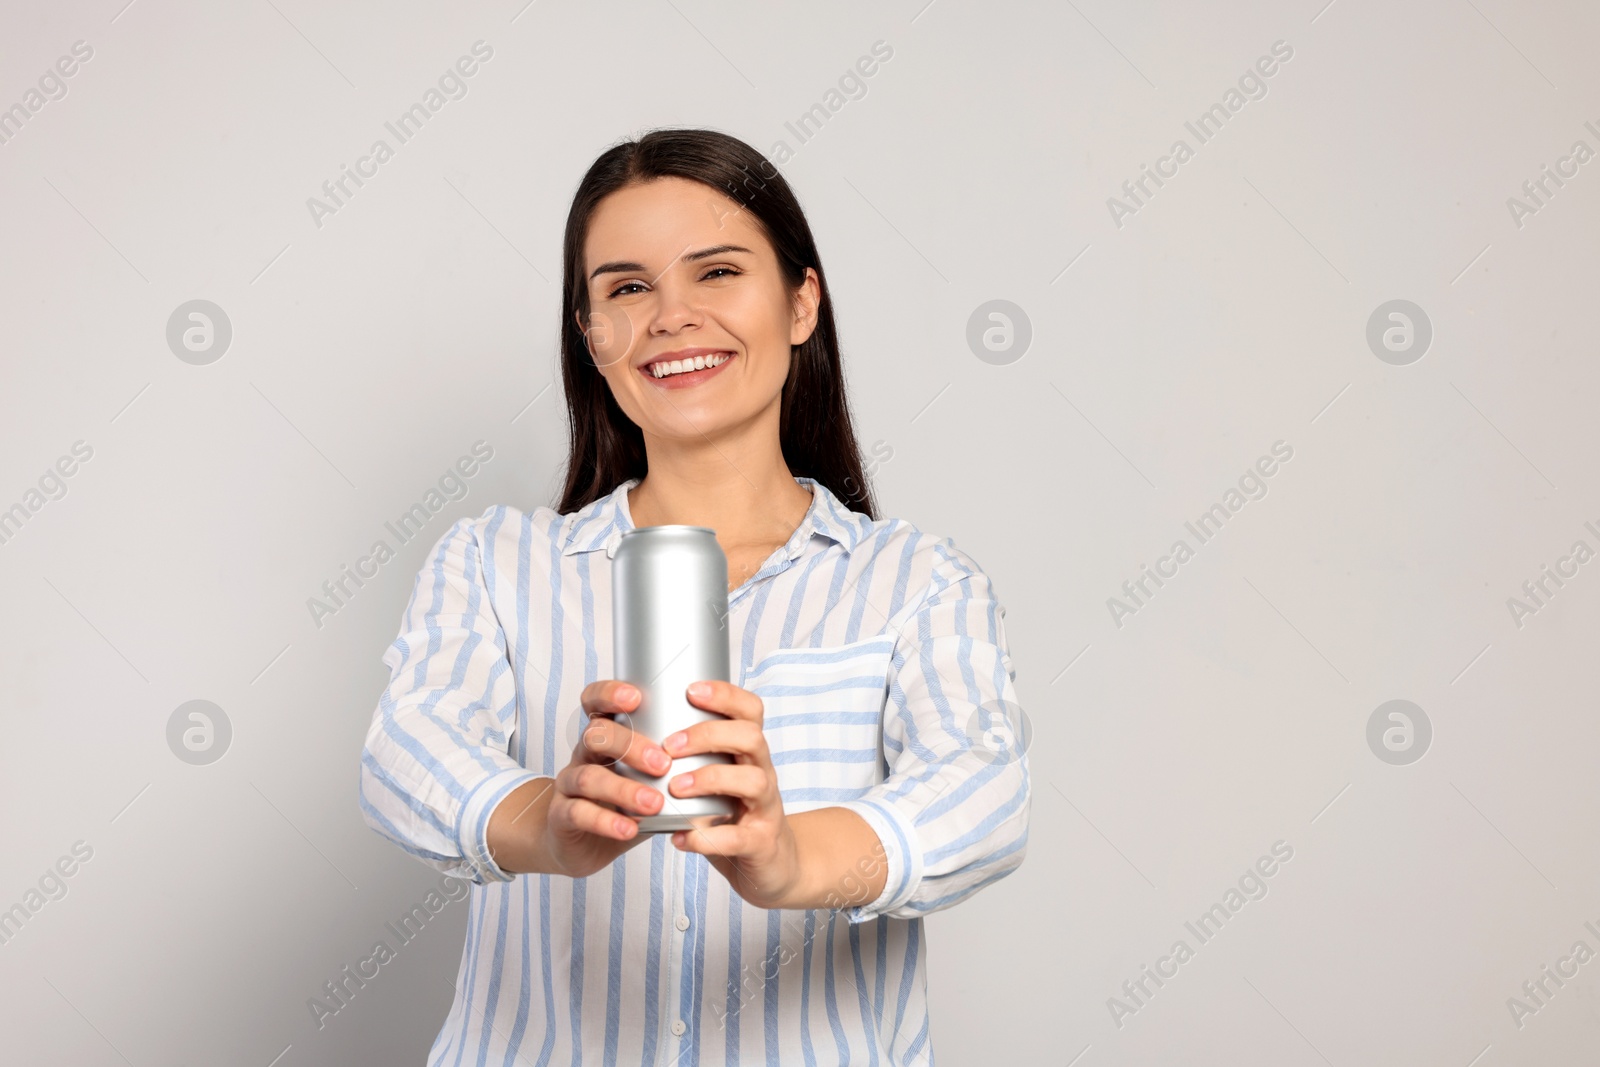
[658,533,810,1063]
[661,841,692,1059]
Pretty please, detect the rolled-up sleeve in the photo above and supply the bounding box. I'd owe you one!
[358,511,544,885]
[836,543,1031,922]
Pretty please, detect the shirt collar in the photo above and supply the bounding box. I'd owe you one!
[560,475,864,559]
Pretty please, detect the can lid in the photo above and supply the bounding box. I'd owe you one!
[621,524,717,536]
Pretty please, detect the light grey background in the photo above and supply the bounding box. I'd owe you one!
[2,0,1597,1063]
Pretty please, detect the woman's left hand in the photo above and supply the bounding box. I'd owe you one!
[663,679,803,909]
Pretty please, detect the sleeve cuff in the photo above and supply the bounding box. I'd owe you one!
[834,798,924,923]
[457,766,546,884]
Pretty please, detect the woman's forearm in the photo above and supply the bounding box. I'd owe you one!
[485,782,891,912]
[484,776,559,875]
[774,807,890,911]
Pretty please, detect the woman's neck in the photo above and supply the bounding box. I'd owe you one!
[626,458,814,552]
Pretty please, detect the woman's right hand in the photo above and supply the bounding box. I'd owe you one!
[541,680,672,878]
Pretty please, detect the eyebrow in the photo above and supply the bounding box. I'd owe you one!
[589,244,754,280]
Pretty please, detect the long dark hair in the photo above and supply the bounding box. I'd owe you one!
[554,127,879,521]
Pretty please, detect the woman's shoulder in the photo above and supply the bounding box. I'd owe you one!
[445,500,601,551]
[836,498,998,599]
[443,477,636,558]
[437,502,544,537]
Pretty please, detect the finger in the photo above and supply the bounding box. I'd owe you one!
[581,718,672,777]
[580,679,643,719]
[557,762,666,818]
[668,763,769,803]
[670,821,750,857]
[684,679,764,724]
[662,719,769,762]
[552,794,641,840]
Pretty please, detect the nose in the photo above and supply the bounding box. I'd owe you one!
[648,269,703,336]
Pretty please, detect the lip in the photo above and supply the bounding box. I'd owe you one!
[638,348,736,389]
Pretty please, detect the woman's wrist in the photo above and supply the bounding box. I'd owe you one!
[769,808,889,912]
[484,776,558,876]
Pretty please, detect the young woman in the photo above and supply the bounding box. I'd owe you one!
[360,128,1029,1066]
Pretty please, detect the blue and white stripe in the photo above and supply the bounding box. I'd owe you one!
[359,475,1030,1065]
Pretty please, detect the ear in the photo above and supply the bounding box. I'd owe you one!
[789,267,821,348]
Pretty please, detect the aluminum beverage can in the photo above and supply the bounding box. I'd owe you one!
[611,525,738,832]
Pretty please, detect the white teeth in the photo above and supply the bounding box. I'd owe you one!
[651,353,729,378]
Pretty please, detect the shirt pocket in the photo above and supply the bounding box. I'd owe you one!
[744,634,896,813]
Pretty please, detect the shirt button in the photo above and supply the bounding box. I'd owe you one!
[675,914,690,931]
[671,1019,687,1036]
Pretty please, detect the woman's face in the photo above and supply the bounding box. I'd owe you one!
[579,176,819,447]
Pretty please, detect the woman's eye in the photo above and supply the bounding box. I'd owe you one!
[606,267,741,299]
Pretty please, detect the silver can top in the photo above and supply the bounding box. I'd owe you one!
[620,524,716,537]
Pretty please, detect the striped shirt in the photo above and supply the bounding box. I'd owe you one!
[359,474,1030,1066]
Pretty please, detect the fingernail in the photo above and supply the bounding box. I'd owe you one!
[672,773,693,791]
[637,788,657,808]
[687,681,710,698]
[663,732,686,753]
[614,817,633,836]
[620,684,638,702]
[650,748,671,771]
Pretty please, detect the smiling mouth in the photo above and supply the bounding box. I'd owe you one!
[642,351,734,380]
